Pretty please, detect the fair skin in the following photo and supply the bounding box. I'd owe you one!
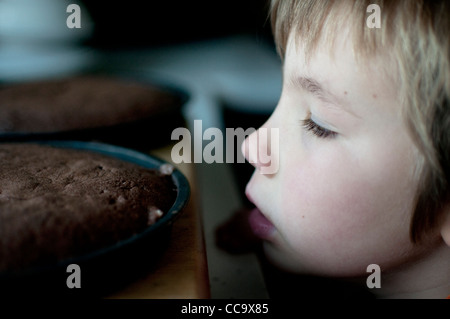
[242,29,450,298]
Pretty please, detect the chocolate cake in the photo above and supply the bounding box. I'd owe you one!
[0,75,185,136]
[0,143,177,273]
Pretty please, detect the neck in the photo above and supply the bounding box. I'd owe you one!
[370,241,450,299]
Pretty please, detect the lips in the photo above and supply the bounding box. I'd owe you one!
[248,207,275,240]
[245,189,275,240]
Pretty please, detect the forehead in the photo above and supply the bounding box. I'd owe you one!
[284,28,355,88]
[283,28,400,118]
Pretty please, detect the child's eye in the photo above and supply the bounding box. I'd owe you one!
[301,118,337,139]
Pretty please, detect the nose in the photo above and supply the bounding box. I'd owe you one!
[241,119,279,175]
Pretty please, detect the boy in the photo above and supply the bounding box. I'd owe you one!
[240,0,449,298]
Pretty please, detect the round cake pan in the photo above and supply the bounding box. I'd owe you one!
[0,140,190,297]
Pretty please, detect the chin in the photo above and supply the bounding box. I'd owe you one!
[262,241,372,278]
[262,241,305,273]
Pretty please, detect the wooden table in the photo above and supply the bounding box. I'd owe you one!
[107,144,210,299]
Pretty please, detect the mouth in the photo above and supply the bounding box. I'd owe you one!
[245,188,276,240]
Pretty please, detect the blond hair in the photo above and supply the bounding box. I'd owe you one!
[270,0,450,243]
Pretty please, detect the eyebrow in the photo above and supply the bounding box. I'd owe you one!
[293,76,338,105]
[291,76,359,117]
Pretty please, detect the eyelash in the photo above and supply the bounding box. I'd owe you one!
[301,118,337,139]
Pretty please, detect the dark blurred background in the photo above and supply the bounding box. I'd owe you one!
[76,0,277,208]
[80,0,273,49]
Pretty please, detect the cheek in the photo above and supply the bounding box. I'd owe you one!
[280,152,373,243]
[276,145,417,275]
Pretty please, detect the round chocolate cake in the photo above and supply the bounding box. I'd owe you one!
[0,76,182,132]
[0,143,177,273]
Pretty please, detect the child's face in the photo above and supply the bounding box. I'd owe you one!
[243,30,439,277]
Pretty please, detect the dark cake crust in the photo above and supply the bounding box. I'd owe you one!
[0,76,182,133]
[0,143,176,273]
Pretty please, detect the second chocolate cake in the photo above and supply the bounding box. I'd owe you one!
[0,76,188,148]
